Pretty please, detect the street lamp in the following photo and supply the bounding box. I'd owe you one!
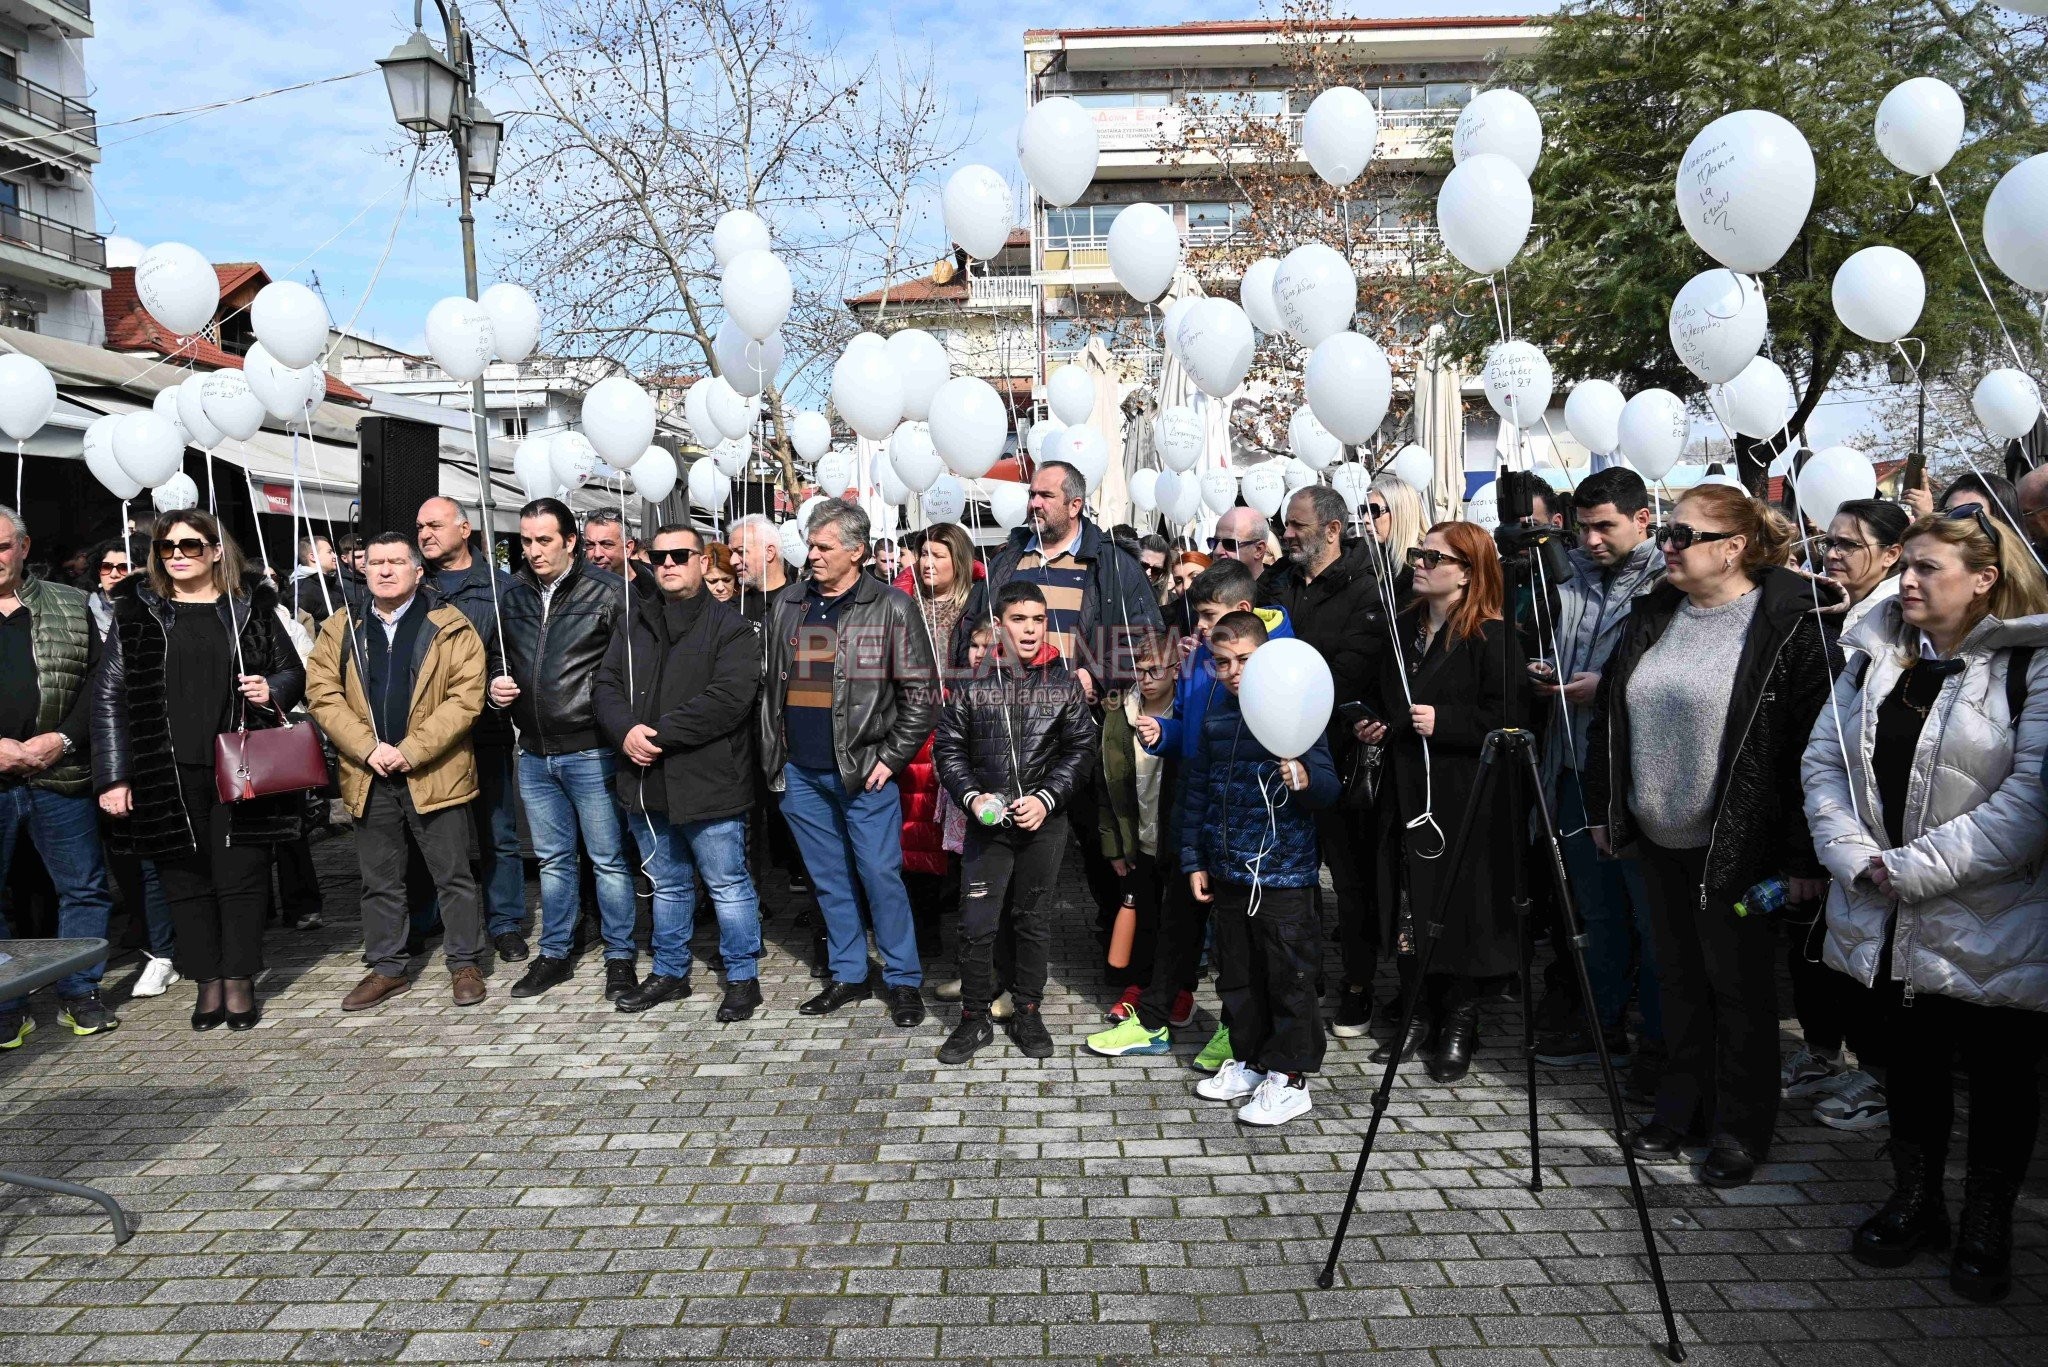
[464,98,503,191]
[376,29,461,134]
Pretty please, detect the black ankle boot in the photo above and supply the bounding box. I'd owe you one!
[1853,1141,1949,1268]
[1950,1168,2017,1303]
[1370,1008,1433,1065]
[1428,1001,1481,1083]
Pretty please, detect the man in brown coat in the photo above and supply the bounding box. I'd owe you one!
[306,532,488,1009]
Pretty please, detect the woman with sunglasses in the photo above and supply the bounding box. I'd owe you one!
[1584,484,1831,1187]
[92,510,305,1032]
[1354,521,1522,1082]
[1802,508,2048,1302]
[1366,476,1427,570]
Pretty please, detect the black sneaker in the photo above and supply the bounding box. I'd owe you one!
[616,973,690,1014]
[937,1012,994,1064]
[509,955,573,999]
[493,932,529,963]
[604,960,640,1001]
[1007,1004,1055,1059]
[1533,1027,1599,1067]
[787,871,812,896]
[57,991,119,1035]
[1330,985,1372,1039]
[716,978,763,1023]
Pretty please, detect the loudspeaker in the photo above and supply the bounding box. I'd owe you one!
[356,414,442,539]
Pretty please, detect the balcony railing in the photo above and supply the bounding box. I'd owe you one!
[58,0,91,14]
[1094,103,1456,157]
[0,202,104,270]
[966,274,1034,308]
[0,71,96,143]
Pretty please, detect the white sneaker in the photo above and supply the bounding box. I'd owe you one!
[132,954,180,999]
[1237,1073,1313,1127]
[1780,1044,1840,1098]
[1195,1059,1267,1102]
[1814,1069,1889,1130]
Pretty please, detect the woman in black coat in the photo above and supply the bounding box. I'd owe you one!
[94,511,304,1033]
[1357,520,1524,1082]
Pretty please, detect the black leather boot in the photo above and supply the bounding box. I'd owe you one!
[1853,1141,1949,1268]
[1949,1167,2017,1303]
[1427,1000,1481,1083]
[1370,1008,1433,1065]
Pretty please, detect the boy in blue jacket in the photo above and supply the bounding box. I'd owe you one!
[1182,611,1339,1126]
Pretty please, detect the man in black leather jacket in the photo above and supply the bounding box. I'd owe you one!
[758,499,937,1027]
[930,579,1097,1064]
[486,498,637,1002]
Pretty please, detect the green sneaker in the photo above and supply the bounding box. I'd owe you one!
[1086,1015,1170,1057]
[0,1012,31,1049]
[1193,1025,1232,1073]
[57,992,119,1036]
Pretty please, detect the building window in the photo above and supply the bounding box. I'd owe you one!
[1044,204,1118,248]
[1426,83,1475,108]
[0,180,19,212]
[501,416,519,436]
[1380,85,1427,111]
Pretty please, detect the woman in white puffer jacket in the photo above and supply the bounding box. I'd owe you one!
[1801,507,2048,1306]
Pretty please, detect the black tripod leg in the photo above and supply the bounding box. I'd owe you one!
[1318,736,1502,1292]
[1503,759,1542,1194]
[1517,743,1686,1362]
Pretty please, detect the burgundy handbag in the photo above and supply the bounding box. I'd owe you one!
[214,703,328,804]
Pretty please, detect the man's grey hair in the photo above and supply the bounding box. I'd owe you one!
[0,502,23,539]
[1290,484,1349,532]
[1039,460,1086,504]
[582,509,625,532]
[729,513,775,545]
[809,497,869,551]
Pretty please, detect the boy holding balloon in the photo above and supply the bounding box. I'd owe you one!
[1181,612,1340,1127]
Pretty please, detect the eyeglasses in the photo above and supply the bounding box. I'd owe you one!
[99,561,131,575]
[1942,503,2004,553]
[1209,536,1256,553]
[1136,663,1172,679]
[153,538,215,560]
[1652,523,1738,552]
[649,547,698,566]
[1404,547,1467,570]
[1142,562,1166,580]
[1366,503,1390,519]
[1816,536,1874,555]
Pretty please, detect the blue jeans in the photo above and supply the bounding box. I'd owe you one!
[0,785,116,1010]
[778,763,922,989]
[412,743,527,939]
[518,748,636,962]
[1559,769,1662,1043]
[625,813,761,981]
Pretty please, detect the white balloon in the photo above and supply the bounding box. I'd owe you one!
[1161,296,1199,362]
[175,380,222,448]
[153,387,191,447]
[1721,356,1793,439]
[1305,332,1393,445]
[1241,463,1287,517]
[1974,369,2042,441]
[550,431,598,491]
[874,447,911,505]
[250,280,330,368]
[778,520,809,568]
[721,248,792,342]
[711,210,771,269]
[1453,88,1543,177]
[151,472,198,512]
[243,343,313,421]
[0,353,55,441]
[1154,406,1204,472]
[1875,78,1965,178]
[1239,257,1284,335]
[1391,443,1433,493]
[1564,380,1627,456]
[135,242,218,336]
[1466,479,1501,531]
[1617,389,1689,481]
[922,474,966,526]
[514,435,556,499]
[425,296,496,381]
[942,164,1015,261]
[480,282,540,362]
[1051,424,1108,493]
[1017,97,1099,208]
[1107,202,1180,303]
[684,379,722,448]
[1794,445,1877,528]
[1676,110,1816,274]
[583,375,658,467]
[1669,269,1769,383]
[84,414,139,499]
[889,421,942,492]
[714,323,783,396]
[687,457,731,512]
[1330,463,1371,512]
[1437,153,1533,274]
[1985,154,2048,291]
[988,480,1031,531]
[1129,468,1160,511]
[1288,407,1342,470]
[199,369,264,441]
[790,409,831,461]
[812,449,854,497]
[1831,245,1926,346]
[706,376,759,443]
[1175,298,1256,398]
[113,411,184,487]
[1026,421,1061,462]
[1302,87,1380,188]
[1482,340,1553,429]
[928,376,1007,479]
[1238,637,1333,759]
[610,441,647,472]
[1272,242,1356,348]
[1160,468,1203,524]
[1046,364,1095,426]
[625,448,675,503]
[1200,467,1240,515]
[1283,459,1319,494]
[832,339,904,441]
[885,328,950,422]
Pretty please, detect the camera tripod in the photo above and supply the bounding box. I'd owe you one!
[1315,726,1685,1363]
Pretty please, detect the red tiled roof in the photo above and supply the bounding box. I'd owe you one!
[1027,16,1538,40]
[844,276,969,309]
[104,265,366,404]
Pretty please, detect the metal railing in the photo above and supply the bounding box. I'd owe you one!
[54,0,91,16]
[0,71,96,143]
[0,202,104,270]
[966,274,1034,308]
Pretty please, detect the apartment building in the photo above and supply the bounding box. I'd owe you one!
[0,0,107,344]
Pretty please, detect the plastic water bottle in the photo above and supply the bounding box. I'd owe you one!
[1734,876,1788,919]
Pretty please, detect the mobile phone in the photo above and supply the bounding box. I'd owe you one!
[1529,659,1557,681]
[1335,700,1382,728]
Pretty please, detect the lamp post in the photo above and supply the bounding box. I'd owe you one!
[379,0,506,551]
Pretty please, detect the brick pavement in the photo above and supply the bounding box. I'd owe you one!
[1,830,2043,1365]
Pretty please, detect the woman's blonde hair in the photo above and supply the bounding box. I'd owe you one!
[1369,476,1428,563]
[913,522,975,611]
[147,509,247,601]
[1672,484,1795,573]
[1902,510,2048,634]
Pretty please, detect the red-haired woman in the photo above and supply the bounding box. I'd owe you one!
[1355,520,1523,1082]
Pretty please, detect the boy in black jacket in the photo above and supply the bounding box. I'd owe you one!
[932,580,1099,1063]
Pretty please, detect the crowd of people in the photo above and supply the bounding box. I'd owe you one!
[0,449,2042,1304]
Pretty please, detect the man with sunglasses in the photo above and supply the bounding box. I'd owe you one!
[593,526,765,1022]
[1209,505,1275,582]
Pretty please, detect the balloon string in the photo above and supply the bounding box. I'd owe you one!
[1929,173,2029,375]
[13,437,19,512]
[1890,340,2047,571]
[1785,453,1873,835]
[1358,482,1442,859]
